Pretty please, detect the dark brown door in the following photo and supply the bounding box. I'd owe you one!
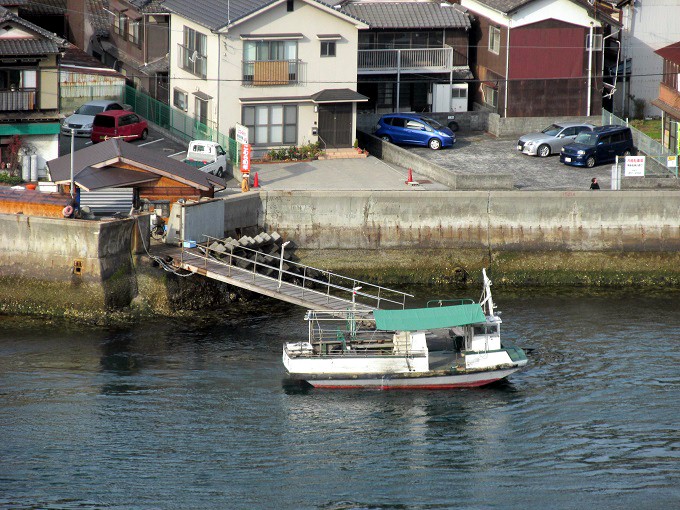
[318,103,352,148]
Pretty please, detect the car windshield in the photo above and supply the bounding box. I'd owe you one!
[574,132,598,146]
[75,105,106,116]
[541,124,562,136]
[421,117,443,130]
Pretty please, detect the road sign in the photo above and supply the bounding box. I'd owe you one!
[235,123,249,145]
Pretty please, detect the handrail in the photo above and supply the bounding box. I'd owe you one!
[426,299,476,307]
[197,235,413,309]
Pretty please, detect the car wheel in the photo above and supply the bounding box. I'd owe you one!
[537,144,551,157]
[623,150,632,157]
[586,156,596,168]
[428,138,442,150]
[140,129,148,140]
[448,121,459,132]
[380,135,391,143]
[217,167,224,178]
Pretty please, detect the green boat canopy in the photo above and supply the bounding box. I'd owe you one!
[373,304,486,331]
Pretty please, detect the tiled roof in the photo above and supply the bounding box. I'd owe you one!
[18,0,67,15]
[341,2,470,29]
[0,38,60,54]
[463,0,535,14]
[47,139,226,192]
[161,0,359,31]
[0,5,67,44]
[140,54,169,74]
[128,0,168,13]
[61,42,127,78]
[89,0,111,37]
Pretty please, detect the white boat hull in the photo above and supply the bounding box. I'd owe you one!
[290,367,521,389]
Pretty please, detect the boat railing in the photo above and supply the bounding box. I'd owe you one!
[426,298,476,308]
[184,236,413,310]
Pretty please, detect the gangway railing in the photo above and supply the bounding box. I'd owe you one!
[178,235,413,310]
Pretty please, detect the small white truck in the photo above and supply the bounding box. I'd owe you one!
[183,140,228,178]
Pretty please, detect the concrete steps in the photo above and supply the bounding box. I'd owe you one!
[318,148,368,160]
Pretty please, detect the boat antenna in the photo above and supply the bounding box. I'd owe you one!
[480,268,495,316]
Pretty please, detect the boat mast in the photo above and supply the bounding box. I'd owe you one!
[480,268,495,317]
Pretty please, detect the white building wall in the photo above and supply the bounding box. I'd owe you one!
[168,15,221,131]
[621,0,680,118]
[26,135,59,179]
[217,0,362,148]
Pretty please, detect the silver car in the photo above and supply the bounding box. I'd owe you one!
[61,100,128,137]
[517,122,595,157]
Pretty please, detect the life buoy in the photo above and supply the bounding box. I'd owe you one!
[62,205,74,217]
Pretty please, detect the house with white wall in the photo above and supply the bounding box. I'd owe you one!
[163,0,368,151]
[612,0,680,119]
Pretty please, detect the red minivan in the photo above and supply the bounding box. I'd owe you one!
[91,110,148,143]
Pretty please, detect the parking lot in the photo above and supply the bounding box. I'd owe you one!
[58,125,187,159]
[58,125,639,192]
[407,131,617,190]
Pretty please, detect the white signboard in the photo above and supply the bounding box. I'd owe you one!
[235,123,249,145]
[624,155,645,177]
[667,155,678,168]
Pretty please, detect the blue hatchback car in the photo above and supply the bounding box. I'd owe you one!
[374,113,455,150]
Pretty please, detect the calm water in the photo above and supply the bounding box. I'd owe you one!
[1,291,679,509]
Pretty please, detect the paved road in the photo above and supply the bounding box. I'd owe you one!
[58,125,187,159]
[407,132,616,191]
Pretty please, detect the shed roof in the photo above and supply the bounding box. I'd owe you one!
[341,2,471,30]
[373,303,486,331]
[656,41,680,66]
[47,139,227,192]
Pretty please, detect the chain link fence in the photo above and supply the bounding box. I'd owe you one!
[602,109,675,176]
[123,85,239,166]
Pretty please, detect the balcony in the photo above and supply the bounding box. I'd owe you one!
[177,43,207,79]
[0,89,37,111]
[358,46,467,74]
[242,60,300,86]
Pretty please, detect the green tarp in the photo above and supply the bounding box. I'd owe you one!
[0,123,60,136]
[373,304,486,331]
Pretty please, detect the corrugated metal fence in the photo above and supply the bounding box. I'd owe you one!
[602,109,675,175]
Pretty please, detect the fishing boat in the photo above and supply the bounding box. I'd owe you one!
[282,269,527,389]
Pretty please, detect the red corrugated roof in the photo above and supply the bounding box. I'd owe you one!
[656,41,680,65]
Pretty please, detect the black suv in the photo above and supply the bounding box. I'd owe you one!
[560,125,637,168]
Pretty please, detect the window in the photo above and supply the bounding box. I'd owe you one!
[321,41,336,57]
[180,26,207,78]
[242,104,297,145]
[173,88,188,111]
[128,19,141,46]
[243,40,298,84]
[482,84,498,110]
[585,33,603,51]
[489,26,501,55]
[114,12,127,37]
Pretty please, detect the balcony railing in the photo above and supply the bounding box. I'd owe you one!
[242,60,300,86]
[177,43,207,79]
[358,46,467,73]
[0,89,37,111]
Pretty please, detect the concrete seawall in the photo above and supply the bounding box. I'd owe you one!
[257,190,680,251]
[0,214,138,312]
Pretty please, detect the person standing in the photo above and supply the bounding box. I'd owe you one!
[590,177,600,190]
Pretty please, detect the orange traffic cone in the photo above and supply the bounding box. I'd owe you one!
[253,172,259,188]
[406,168,413,184]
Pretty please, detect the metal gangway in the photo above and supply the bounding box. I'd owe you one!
[151,236,412,312]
